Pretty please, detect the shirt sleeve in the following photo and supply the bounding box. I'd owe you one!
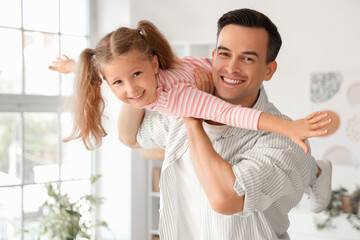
[231,133,311,212]
[136,109,170,150]
[146,84,262,131]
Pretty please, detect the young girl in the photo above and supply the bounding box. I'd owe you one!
[50,20,331,152]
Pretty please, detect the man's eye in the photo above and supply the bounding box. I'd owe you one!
[133,71,142,77]
[243,57,254,63]
[218,52,229,57]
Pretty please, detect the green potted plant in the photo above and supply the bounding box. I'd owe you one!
[315,185,360,231]
[347,185,360,230]
[315,186,348,229]
[31,175,108,240]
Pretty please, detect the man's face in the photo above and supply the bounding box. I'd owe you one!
[212,24,277,107]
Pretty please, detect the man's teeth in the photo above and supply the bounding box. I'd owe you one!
[131,91,144,99]
[223,77,243,84]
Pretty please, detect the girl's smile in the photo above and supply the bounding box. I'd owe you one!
[129,90,145,101]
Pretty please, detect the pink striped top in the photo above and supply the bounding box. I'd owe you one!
[144,56,262,130]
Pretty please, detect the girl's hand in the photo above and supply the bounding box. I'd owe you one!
[289,111,332,153]
[194,66,214,94]
[48,54,76,74]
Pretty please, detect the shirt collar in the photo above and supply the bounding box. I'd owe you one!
[252,85,269,112]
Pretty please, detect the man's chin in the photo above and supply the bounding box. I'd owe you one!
[214,89,240,104]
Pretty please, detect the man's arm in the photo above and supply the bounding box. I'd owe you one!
[183,116,311,215]
[186,66,244,214]
[183,117,244,215]
[117,103,145,148]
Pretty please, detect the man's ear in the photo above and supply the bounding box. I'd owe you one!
[264,61,277,81]
[153,55,159,74]
[212,49,216,61]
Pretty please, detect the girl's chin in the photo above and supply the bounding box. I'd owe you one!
[130,101,147,108]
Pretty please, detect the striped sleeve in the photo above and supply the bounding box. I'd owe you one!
[146,84,262,131]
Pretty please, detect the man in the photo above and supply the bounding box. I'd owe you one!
[118,8,331,239]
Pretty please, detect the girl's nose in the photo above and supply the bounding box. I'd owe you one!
[125,82,138,94]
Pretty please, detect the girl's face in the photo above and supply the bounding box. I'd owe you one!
[102,50,159,108]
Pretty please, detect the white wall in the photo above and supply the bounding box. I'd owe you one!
[92,0,131,44]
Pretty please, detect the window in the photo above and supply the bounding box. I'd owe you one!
[0,0,91,239]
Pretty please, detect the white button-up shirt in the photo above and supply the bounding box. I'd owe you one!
[137,86,313,240]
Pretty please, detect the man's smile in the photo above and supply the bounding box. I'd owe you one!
[221,76,245,85]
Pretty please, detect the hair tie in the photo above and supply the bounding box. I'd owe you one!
[139,30,147,41]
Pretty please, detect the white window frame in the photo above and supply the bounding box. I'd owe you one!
[0,1,96,239]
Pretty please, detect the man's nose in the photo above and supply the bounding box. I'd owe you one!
[225,58,241,74]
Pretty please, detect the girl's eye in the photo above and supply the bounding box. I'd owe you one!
[113,80,122,85]
[133,71,142,77]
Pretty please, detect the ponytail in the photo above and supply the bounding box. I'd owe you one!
[137,20,178,69]
[64,48,107,150]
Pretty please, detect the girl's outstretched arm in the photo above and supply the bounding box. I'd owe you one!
[258,111,332,153]
[48,54,76,73]
[194,66,332,153]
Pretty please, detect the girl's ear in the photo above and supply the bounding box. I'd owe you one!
[152,55,159,74]
[264,61,277,81]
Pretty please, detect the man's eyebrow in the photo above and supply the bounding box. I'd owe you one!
[242,51,259,58]
[216,45,230,51]
[216,46,259,58]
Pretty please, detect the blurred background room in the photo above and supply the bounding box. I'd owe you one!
[0,0,359,239]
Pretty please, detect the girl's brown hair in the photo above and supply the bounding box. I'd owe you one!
[64,20,177,150]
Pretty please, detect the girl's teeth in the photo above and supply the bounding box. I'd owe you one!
[131,91,144,99]
[223,77,243,84]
